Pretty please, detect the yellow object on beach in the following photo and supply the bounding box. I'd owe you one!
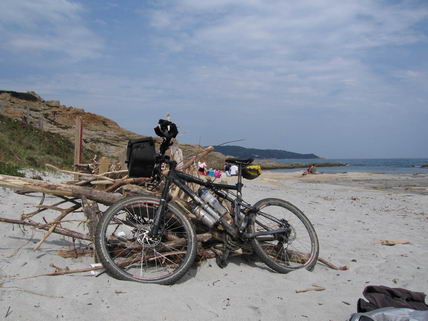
[242,165,262,180]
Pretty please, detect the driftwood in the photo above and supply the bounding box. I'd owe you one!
[46,163,115,182]
[81,196,101,241]
[379,240,411,246]
[0,217,91,240]
[317,258,349,271]
[182,146,214,170]
[33,204,81,250]
[22,197,75,220]
[0,174,123,205]
[0,145,348,280]
[57,247,94,258]
[295,284,326,293]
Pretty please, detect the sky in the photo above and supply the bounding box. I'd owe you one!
[0,0,427,159]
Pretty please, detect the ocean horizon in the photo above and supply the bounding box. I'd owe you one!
[271,158,428,174]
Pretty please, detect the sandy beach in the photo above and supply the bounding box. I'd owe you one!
[1,171,427,321]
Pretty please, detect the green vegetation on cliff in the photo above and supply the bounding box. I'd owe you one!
[0,113,95,173]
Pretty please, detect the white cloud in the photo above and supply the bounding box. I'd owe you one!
[140,0,428,113]
[0,0,103,61]
[180,1,427,58]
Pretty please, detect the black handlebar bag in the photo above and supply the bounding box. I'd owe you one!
[126,137,156,178]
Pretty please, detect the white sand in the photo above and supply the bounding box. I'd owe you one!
[1,171,427,320]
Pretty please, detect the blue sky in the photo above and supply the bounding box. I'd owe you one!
[1,0,427,158]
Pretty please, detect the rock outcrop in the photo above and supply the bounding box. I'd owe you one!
[0,90,226,167]
[0,91,144,158]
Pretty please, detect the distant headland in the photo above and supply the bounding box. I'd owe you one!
[213,145,319,160]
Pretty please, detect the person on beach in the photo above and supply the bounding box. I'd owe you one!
[224,163,238,176]
[302,164,316,176]
[224,163,231,173]
[228,164,238,176]
[198,160,208,175]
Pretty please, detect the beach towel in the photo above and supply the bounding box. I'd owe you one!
[214,170,222,178]
[358,285,428,313]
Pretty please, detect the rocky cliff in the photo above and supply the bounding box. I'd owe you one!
[0,90,141,158]
[0,90,226,167]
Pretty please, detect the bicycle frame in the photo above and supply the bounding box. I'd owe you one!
[150,159,288,241]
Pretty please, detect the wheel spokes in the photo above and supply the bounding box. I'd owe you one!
[104,201,191,281]
[254,204,315,269]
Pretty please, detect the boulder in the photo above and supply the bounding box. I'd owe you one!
[46,100,61,107]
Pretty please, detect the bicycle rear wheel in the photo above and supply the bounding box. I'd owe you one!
[95,195,197,285]
[249,198,319,273]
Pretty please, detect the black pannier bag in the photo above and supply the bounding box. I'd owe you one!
[126,137,156,178]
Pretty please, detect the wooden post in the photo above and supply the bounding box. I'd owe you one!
[74,116,83,180]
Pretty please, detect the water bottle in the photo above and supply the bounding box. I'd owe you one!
[192,206,218,227]
[198,188,227,216]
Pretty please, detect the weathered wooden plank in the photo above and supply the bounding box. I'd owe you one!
[0,174,124,205]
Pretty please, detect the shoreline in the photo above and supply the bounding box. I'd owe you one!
[252,158,428,174]
[257,161,346,170]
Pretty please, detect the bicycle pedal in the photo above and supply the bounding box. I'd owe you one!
[215,249,230,268]
[216,256,228,269]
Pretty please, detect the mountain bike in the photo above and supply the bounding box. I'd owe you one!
[95,121,319,285]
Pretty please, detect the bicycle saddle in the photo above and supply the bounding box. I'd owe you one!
[225,158,254,165]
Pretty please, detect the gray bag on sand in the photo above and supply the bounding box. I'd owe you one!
[349,307,428,321]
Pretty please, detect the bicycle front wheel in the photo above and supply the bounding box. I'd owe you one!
[95,195,197,285]
[249,198,319,273]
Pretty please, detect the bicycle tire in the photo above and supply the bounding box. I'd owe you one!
[249,198,319,273]
[95,195,197,285]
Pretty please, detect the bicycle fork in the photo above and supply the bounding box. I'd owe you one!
[149,176,172,238]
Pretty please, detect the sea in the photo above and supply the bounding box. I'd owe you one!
[272,158,428,174]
